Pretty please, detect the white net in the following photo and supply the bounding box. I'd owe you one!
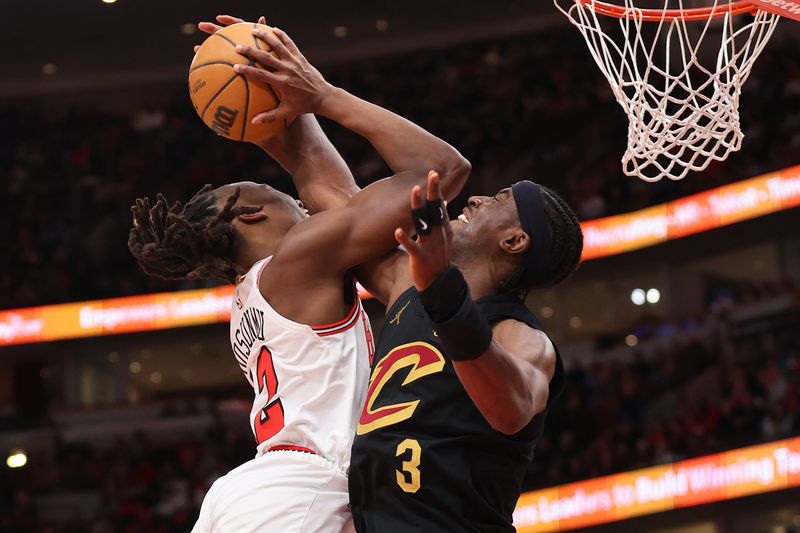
[555,0,780,181]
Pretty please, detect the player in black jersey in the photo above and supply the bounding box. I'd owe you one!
[349,173,583,532]
[183,19,582,528]
[224,146,580,529]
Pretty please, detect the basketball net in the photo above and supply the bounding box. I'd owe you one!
[555,0,780,181]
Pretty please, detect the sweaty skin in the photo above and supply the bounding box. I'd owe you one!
[199,15,547,437]
[195,20,470,329]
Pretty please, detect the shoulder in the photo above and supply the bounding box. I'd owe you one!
[492,319,556,379]
[262,209,360,294]
[477,294,542,329]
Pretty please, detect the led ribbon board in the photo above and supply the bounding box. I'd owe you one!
[1,164,799,347]
[0,285,372,347]
[581,164,800,259]
[514,436,800,531]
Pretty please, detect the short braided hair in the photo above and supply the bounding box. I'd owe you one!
[128,184,260,283]
[499,186,583,296]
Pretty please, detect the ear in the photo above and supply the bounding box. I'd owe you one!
[500,230,529,255]
[237,210,268,224]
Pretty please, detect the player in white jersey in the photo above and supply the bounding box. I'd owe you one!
[231,256,373,466]
[193,258,373,533]
[128,19,470,533]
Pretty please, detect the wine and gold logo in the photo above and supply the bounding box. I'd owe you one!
[357,342,445,435]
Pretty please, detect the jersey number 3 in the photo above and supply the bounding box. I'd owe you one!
[396,438,422,493]
[253,346,285,444]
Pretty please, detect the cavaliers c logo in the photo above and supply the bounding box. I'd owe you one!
[357,342,445,435]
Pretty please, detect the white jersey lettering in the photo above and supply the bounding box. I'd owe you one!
[230,257,373,472]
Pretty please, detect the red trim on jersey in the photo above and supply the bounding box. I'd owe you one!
[311,298,359,330]
[268,445,316,455]
[256,257,271,282]
[312,299,361,337]
[258,256,360,337]
[238,256,272,286]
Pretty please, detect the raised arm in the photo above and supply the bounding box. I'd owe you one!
[197,16,358,213]
[285,75,466,192]
[235,27,470,203]
[394,175,555,434]
[231,27,469,308]
[254,115,358,213]
[453,321,556,434]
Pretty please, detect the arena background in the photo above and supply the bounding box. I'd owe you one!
[1,1,799,532]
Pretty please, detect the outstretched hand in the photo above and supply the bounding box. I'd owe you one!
[194,15,331,125]
[394,171,452,292]
[194,14,266,51]
[233,27,331,125]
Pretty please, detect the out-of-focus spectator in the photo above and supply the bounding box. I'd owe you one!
[527,283,800,490]
[1,31,798,310]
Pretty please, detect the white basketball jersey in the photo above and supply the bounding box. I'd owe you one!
[230,257,374,472]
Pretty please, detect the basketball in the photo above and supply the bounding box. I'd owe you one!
[188,22,284,143]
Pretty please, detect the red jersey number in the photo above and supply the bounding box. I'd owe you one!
[253,346,285,445]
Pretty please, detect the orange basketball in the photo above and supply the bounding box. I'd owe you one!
[188,22,284,143]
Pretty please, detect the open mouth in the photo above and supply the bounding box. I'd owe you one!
[458,207,471,224]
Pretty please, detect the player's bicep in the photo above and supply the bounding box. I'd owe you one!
[270,209,361,277]
[275,170,425,277]
[297,179,360,214]
[491,320,556,414]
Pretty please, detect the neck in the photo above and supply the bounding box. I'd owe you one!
[234,235,280,274]
[451,246,519,300]
[450,256,501,300]
[458,264,497,300]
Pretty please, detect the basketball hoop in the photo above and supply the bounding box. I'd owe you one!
[555,0,780,181]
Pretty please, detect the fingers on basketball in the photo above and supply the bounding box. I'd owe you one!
[189,22,284,142]
[198,22,222,35]
[216,15,244,25]
[235,45,281,71]
[272,27,301,56]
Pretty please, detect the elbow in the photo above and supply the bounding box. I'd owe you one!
[438,153,471,201]
[488,411,533,436]
[486,401,538,436]
[486,390,547,435]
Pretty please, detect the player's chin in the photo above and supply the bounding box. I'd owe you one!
[449,217,465,231]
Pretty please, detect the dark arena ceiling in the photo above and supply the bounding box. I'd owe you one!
[2,0,558,97]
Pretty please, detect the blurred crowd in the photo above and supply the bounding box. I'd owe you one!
[532,341,800,488]
[1,29,799,309]
[1,281,798,531]
[529,279,800,489]
[0,416,254,533]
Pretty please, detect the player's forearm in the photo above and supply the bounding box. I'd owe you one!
[417,266,550,435]
[315,86,471,200]
[254,114,359,213]
[453,347,546,435]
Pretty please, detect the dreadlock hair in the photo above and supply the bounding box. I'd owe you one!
[128,184,261,284]
[498,185,584,298]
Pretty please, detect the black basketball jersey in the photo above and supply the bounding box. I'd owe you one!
[349,286,565,533]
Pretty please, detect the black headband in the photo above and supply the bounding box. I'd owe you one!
[511,180,551,285]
